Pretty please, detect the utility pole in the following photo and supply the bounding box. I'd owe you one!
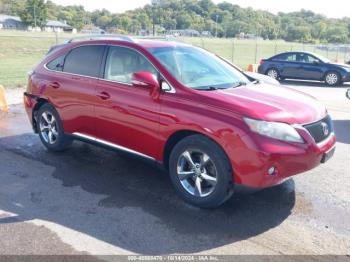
[33,2,37,28]
[152,4,155,36]
[151,0,160,36]
[215,14,219,38]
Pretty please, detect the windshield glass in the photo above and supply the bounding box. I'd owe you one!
[314,53,330,63]
[148,46,250,90]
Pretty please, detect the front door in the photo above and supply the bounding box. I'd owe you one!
[297,53,324,80]
[95,45,161,159]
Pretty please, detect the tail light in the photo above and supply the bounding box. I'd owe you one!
[260,60,265,65]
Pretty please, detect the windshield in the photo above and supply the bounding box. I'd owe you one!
[314,53,330,63]
[148,46,250,90]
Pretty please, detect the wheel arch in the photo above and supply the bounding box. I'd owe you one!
[322,69,341,80]
[265,67,280,76]
[32,98,49,133]
[162,129,232,173]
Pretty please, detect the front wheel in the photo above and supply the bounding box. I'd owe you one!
[37,103,72,152]
[325,72,341,86]
[168,135,234,208]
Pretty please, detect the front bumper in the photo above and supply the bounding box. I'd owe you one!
[342,72,350,82]
[229,124,336,188]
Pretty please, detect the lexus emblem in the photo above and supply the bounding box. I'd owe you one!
[321,122,329,136]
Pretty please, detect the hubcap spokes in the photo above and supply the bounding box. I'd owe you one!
[40,112,58,144]
[326,74,337,85]
[268,70,278,79]
[177,150,217,197]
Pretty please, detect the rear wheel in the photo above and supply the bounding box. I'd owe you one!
[325,71,341,86]
[37,103,72,152]
[168,135,234,208]
[266,68,279,80]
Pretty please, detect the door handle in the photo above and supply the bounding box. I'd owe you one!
[50,82,60,89]
[97,91,111,100]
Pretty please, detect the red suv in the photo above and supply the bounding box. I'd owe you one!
[24,36,336,208]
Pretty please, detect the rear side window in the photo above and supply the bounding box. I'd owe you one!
[46,54,66,71]
[63,45,105,78]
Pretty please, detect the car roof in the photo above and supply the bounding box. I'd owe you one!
[273,51,318,57]
[63,35,190,49]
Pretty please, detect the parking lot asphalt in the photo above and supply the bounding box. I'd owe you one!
[0,82,349,256]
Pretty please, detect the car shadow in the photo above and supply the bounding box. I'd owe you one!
[280,79,350,88]
[0,133,296,254]
[333,120,350,144]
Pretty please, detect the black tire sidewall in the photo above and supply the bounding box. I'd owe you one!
[37,104,71,151]
[168,135,234,208]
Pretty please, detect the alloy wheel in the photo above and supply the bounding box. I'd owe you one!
[177,150,218,197]
[325,73,338,85]
[39,112,58,145]
[267,69,278,79]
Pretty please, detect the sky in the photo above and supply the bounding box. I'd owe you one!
[51,0,349,19]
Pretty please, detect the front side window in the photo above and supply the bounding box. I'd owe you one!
[148,46,250,90]
[297,54,320,64]
[63,45,105,78]
[104,46,157,84]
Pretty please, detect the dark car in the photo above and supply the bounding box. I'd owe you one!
[258,51,350,86]
[24,36,336,208]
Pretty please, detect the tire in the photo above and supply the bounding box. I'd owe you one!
[266,68,279,80]
[168,134,234,208]
[37,103,72,152]
[324,71,341,86]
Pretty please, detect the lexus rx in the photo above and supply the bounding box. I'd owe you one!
[24,36,336,208]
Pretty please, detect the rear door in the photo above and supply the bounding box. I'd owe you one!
[45,45,105,137]
[272,53,299,78]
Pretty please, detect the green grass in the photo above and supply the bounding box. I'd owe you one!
[0,31,75,89]
[1,30,349,89]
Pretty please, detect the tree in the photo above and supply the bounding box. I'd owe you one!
[20,0,47,28]
[96,15,112,29]
[1,0,350,43]
[0,0,25,15]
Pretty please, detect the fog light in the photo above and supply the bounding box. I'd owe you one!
[268,166,277,176]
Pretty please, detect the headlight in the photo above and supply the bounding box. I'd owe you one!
[244,118,304,143]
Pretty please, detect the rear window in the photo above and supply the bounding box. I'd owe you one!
[63,45,105,78]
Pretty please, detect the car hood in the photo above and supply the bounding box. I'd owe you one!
[201,83,327,124]
[328,62,350,71]
[244,71,280,85]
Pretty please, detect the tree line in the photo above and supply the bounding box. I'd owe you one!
[1,0,350,43]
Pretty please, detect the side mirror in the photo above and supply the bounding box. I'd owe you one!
[131,71,160,98]
[346,89,350,100]
[131,71,159,89]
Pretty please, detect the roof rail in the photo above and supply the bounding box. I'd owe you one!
[65,34,135,44]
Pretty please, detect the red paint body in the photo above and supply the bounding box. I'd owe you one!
[24,39,336,188]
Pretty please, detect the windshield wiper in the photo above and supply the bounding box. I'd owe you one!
[232,82,248,88]
[194,86,219,91]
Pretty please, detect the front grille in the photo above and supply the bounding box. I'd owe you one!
[303,115,333,143]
